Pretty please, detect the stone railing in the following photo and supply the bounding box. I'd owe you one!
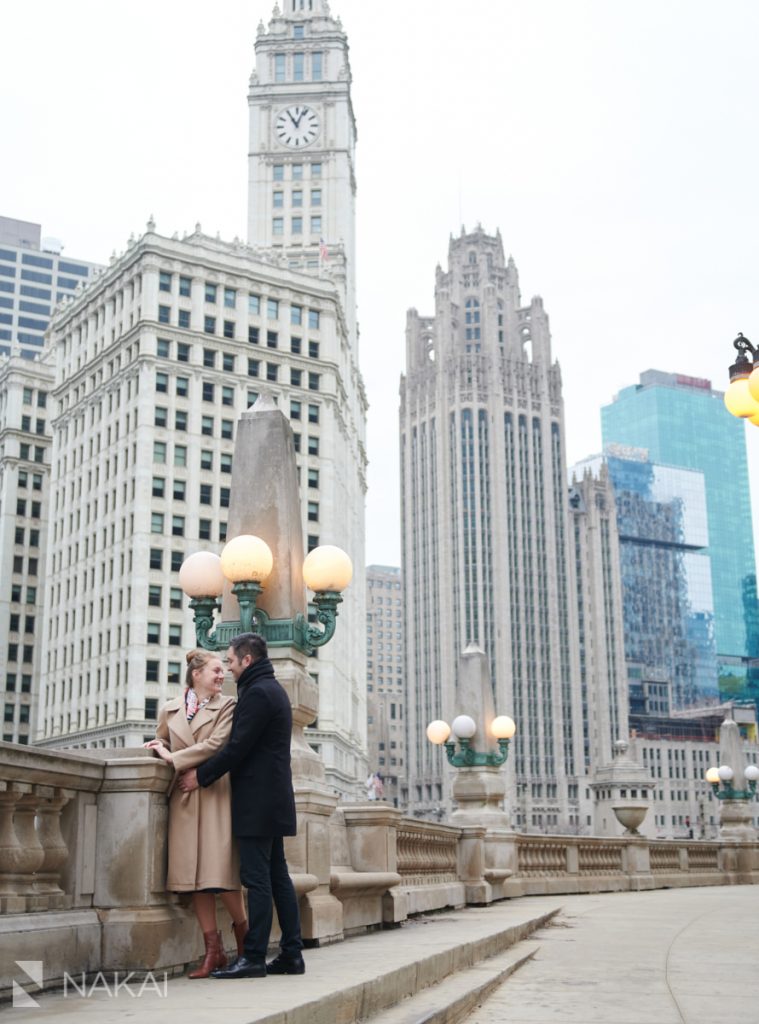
[1,739,758,1001]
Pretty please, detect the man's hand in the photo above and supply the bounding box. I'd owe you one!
[178,769,199,792]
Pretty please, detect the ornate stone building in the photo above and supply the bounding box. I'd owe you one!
[366,564,404,806]
[400,226,587,829]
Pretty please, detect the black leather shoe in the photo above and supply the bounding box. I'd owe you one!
[211,956,267,979]
[266,954,305,975]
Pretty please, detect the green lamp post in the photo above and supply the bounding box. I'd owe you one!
[426,713,516,767]
[179,535,353,655]
[705,763,759,802]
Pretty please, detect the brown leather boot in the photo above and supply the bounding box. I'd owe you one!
[232,919,248,958]
[188,930,227,979]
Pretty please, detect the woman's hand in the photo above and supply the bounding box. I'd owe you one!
[144,739,173,764]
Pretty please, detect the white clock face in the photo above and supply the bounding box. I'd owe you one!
[275,105,320,148]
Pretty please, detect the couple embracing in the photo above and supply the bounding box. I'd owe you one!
[146,632,304,979]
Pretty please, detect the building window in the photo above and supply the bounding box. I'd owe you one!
[203,348,216,368]
[168,624,182,647]
[201,416,214,436]
[311,188,322,206]
[153,441,167,464]
[177,342,190,363]
[175,445,187,467]
[205,283,217,303]
[152,477,165,498]
[292,190,303,208]
[291,336,302,354]
[154,407,168,427]
[294,52,304,82]
[147,623,160,644]
[273,217,284,236]
[148,585,161,607]
[292,216,303,234]
[156,372,168,393]
[145,698,159,720]
[291,368,302,387]
[308,309,320,329]
[220,487,231,508]
[290,400,302,419]
[204,315,216,335]
[308,468,319,488]
[175,410,188,431]
[223,320,235,339]
[308,372,320,391]
[200,449,213,470]
[222,386,234,406]
[248,293,260,314]
[159,271,172,292]
[150,548,163,570]
[176,376,189,396]
[248,358,260,377]
[224,287,236,309]
[310,216,322,234]
[273,191,284,208]
[178,309,190,329]
[267,299,279,319]
[223,353,235,372]
[221,453,233,473]
[267,330,278,348]
[179,276,191,297]
[199,518,212,540]
[221,419,234,440]
[200,484,212,504]
[291,304,303,326]
[203,381,215,402]
[157,338,171,357]
[273,165,284,182]
[171,551,183,572]
[308,340,320,359]
[311,162,321,178]
[274,53,286,83]
[158,305,171,324]
[267,363,279,383]
[173,480,186,501]
[312,52,323,81]
[307,501,319,522]
[292,164,303,180]
[146,659,160,681]
[249,326,260,345]
[308,436,319,456]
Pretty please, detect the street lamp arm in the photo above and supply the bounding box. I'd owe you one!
[733,332,758,359]
[189,596,223,651]
[305,590,343,652]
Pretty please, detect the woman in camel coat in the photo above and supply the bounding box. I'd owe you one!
[145,649,247,978]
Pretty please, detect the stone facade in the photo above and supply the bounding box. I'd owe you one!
[400,226,586,828]
[366,565,404,806]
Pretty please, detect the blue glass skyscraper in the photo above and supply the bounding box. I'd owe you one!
[602,370,758,704]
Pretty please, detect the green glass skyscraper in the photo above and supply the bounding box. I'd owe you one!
[602,370,758,704]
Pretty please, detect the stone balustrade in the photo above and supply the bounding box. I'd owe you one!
[1,739,758,1001]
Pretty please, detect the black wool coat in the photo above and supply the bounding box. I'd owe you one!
[196,657,297,838]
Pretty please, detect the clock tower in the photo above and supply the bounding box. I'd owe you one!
[248,0,357,337]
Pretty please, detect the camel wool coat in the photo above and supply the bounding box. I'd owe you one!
[154,692,240,892]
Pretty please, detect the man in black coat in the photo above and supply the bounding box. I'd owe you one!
[178,632,304,978]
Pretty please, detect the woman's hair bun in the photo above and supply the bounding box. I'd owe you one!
[185,648,200,665]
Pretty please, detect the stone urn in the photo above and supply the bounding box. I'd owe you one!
[612,804,649,835]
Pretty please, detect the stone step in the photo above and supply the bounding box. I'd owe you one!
[365,940,540,1024]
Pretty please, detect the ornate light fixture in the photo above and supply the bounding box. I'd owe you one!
[723,333,759,425]
[179,536,353,655]
[705,763,759,801]
[426,713,516,768]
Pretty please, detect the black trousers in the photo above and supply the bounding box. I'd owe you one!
[237,835,302,962]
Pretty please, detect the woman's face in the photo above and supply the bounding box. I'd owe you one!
[193,657,225,694]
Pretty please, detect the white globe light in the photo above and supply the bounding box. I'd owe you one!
[744,764,759,782]
[302,545,353,592]
[451,714,477,740]
[178,551,225,598]
[426,720,451,745]
[705,766,721,784]
[717,765,734,782]
[220,535,273,583]
[491,715,516,740]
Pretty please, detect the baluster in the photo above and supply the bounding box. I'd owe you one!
[34,786,74,909]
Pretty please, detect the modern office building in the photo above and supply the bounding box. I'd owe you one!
[31,0,368,796]
[400,226,588,829]
[602,371,758,704]
[574,444,718,709]
[0,353,54,743]
[365,565,404,806]
[0,217,100,360]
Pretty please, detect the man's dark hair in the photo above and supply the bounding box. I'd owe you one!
[230,632,268,663]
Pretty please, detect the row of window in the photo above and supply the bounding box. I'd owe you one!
[157,277,321,328]
[272,161,321,181]
[4,673,32,692]
[19,442,46,463]
[273,216,322,235]
[0,264,87,289]
[3,702,30,724]
[0,250,89,276]
[274,50,323,82]
[273,189,321,208]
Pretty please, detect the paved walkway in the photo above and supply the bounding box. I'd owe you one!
[463,886,759,1024]
[10,886,758,1023]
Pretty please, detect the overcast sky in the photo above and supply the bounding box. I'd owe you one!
[3,0,758,569]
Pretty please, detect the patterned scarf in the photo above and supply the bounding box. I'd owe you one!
[185,688,211,722]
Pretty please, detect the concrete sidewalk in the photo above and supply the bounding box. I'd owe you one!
[463,886,759,1024]
[8,886,758,1024]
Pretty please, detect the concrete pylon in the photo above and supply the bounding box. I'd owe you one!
[718,717,757,842]
[225,393,343,944]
